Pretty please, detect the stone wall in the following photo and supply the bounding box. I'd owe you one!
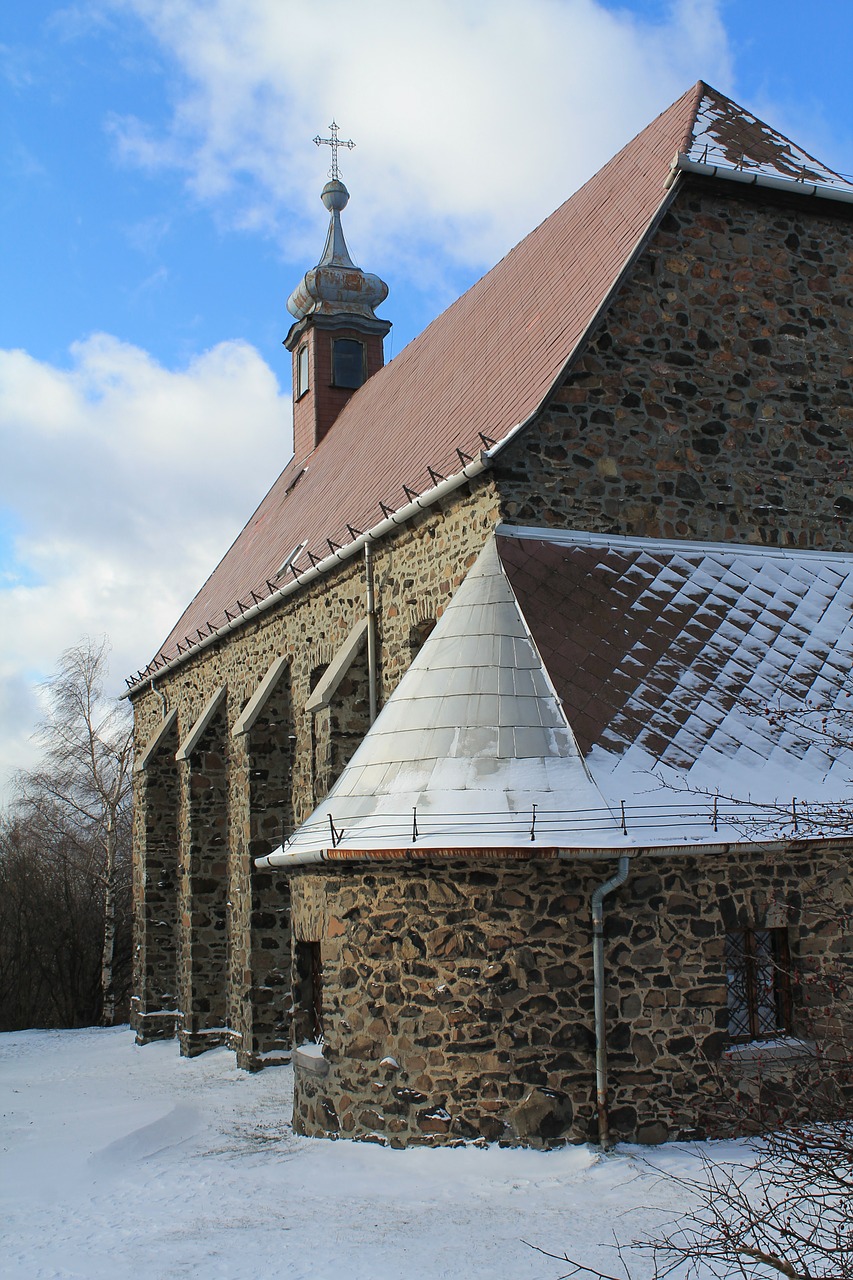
[130,718,179,1041]
[497,183,853,551]
[176,704,230,1056]
[130,480,502,1057]
[228,663,296,1067]
[289,848,852,1147]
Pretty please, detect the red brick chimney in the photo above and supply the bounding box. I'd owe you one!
[284,176,390,460]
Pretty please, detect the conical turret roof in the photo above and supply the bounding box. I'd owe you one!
[265,538,617,860]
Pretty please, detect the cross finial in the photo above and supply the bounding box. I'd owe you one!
[313,120,355,181]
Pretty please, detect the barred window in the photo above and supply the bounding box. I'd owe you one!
[725,927,792,1042]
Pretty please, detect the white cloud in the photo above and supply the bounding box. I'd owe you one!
[2,0,736,802]
[0,335,289,800]
[108,0,733,274]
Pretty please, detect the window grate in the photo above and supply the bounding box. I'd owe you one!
[726,927,792,1042]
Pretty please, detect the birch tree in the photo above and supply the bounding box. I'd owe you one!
[16,638,133,1025]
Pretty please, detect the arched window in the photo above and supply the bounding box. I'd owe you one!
[333,338,365,389]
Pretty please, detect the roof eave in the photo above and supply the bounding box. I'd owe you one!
[665,152,853,206]
[126,452,491,698]
[257,833,853,869]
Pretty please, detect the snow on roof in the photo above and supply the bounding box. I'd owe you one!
[686,85,852,189]
[264,529,853,865]
[263,538,620,861]
[502,528,853,846]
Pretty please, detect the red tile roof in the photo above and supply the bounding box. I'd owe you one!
[137,82,845,684]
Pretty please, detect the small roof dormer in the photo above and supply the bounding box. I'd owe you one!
[285,126,391,460]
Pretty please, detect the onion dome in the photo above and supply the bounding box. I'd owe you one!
[287,180,389,322]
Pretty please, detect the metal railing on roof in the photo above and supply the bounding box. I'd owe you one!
[278,795,853,851]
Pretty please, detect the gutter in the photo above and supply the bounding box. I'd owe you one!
[126,453,489,697]
[255,831,853,869]
[665,152,853,205]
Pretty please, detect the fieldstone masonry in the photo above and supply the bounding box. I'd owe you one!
[177,702,229,1056]
[131,179,853,1144]
[498,184,853,550]
[130,715,179,1040]
[290,850,852,1147]
[131,484,501,1065]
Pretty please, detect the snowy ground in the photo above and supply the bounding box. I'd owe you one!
[2,1027,729,1280]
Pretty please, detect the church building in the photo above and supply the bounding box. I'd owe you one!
[129,84,853,1148]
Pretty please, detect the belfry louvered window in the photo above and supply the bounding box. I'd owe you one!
[725,928,792,1042]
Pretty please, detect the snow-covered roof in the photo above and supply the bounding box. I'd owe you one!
[686,85,852,188]
[264,539,616,860]
[262,529,853,866]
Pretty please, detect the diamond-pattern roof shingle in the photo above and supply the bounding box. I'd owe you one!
[264,528,853,863]
[499,529,853,826]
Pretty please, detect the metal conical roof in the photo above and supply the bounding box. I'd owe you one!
[263,538,617,861]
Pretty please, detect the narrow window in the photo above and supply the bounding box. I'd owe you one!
[295,939,323,1042]
[332,338,365,389]
[725,927,792,1042]
[296,345,309,397]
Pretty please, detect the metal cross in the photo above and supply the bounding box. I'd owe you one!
[313,120,355,180]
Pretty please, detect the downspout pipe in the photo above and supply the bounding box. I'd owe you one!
[591,854,631,1150]
[149,677,168,721]
[364,543,378,724]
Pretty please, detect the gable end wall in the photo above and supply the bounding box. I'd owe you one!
[496,182,853,549]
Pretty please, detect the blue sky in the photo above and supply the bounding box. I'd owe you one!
[1,0,852,796]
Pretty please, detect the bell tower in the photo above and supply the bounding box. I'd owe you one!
[284,123,391,460]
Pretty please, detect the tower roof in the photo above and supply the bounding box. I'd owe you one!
[132,83,852,688]
[286,178,389,325]
[264,537,615,856]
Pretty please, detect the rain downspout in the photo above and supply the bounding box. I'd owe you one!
[591,854,630,1149]
[364,543,378,724]
[149,677,168,721]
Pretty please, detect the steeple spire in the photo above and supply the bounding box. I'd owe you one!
[284,122,392,458]
[286,176,389,322]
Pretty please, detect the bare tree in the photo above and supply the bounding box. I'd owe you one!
[0,811,104,1028]
[14,638,133,1025]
